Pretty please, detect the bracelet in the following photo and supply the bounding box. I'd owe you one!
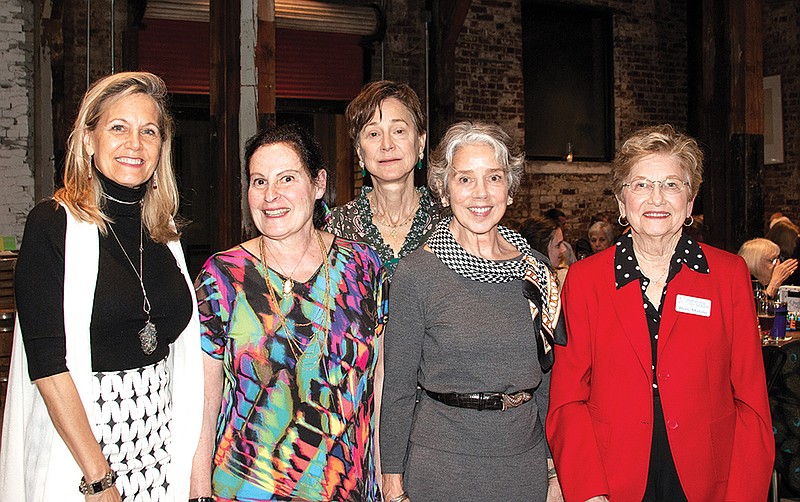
[388,493,410,502]
[547,466,558,479]
[78,470,117,495]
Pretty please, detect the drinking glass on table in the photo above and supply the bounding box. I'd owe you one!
[758,298,776,342]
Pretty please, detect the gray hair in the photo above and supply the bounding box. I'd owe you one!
[612,124,704,200]
[428,121,524,202]
[588,221,614,242]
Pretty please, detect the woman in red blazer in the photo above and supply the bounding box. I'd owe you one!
[546,124,773,501]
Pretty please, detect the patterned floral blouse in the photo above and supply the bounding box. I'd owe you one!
[195,238,387,501]
[326,186,441,277]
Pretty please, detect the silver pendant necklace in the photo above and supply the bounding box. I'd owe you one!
[108,218,158,355]
[102,192,140,205]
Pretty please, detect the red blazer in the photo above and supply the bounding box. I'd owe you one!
[546,243,774,501]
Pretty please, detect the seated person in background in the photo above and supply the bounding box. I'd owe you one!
[738,237,798,299]
[588,221,615,254]
[519,215,569,287]
[575,212,611,260]
[767,218,800,285]
[767,219,799,259]
[543,208,576,266]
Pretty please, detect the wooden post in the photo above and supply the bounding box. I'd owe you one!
[728,0,764,246]
[429,0,471,148]
[209,0,242,251]
[256,0,276,130]
[690,0,764,251]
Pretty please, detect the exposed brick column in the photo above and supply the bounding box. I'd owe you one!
[0,0,34,247]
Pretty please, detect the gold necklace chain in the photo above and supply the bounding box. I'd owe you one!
[259,231,331,367]
[370,192,419,237]
[261,233,315,295]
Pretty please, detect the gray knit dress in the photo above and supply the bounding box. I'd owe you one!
[380,247,551,501]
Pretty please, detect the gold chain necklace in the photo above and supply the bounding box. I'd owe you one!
[259,231,331,366]
[370,192,419,237]
[650,265,670,285]
[261,233,314,295]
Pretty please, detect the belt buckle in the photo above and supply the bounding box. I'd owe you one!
[501,390,532,411]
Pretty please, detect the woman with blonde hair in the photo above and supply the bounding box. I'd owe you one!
[738,238,798,299]
[0,72,203,501]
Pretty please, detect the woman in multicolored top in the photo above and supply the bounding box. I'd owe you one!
[326,80,440,277]
[190,124,387,501]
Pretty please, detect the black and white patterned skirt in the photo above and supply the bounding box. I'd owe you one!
[91,357,173,502]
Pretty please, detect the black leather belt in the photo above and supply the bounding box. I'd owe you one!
[424,388,535,411]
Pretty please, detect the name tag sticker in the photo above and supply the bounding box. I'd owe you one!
[675,294,712,317]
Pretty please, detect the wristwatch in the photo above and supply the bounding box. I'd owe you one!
[78,470,118,495]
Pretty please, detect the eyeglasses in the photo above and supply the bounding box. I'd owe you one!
[622,177,690,195]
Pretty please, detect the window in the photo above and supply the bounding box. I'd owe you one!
[521,3,614,161]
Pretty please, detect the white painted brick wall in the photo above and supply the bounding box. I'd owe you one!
[0,0,33,248]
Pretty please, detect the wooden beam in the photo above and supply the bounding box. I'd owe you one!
[728,0,764,135]
[728,0,765,244]
[209,0,242,251]
[256,0,276,129]
[334,113,353,205]
[690,0,764,252]
[34,0,56,200]
[429,0,471,148]
[440,0,471,53]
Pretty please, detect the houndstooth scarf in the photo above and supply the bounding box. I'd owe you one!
[427,217,567,370]
[427,217,532,283]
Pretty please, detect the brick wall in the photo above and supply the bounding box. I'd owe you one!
[369,0,428,101]
[0,0,34,247]
[372,0,690,244]
[764,1,800,224]
[5,1,796,245]
[454,0,689,243]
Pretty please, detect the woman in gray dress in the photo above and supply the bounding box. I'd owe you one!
[380,121,566,502]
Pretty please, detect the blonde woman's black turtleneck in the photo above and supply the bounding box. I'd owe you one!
[15,172,192,380]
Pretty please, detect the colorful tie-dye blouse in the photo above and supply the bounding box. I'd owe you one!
[195,237,387,501]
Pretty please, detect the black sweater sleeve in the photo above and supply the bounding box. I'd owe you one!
[15,201,69,380]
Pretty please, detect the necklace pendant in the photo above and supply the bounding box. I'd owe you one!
[282,278,294,295]
[139,321,158,355]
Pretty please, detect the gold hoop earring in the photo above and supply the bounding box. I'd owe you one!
[618,215,629,226]
[684,215,694,227]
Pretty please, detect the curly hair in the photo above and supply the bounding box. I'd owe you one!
[612,124,704,200]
